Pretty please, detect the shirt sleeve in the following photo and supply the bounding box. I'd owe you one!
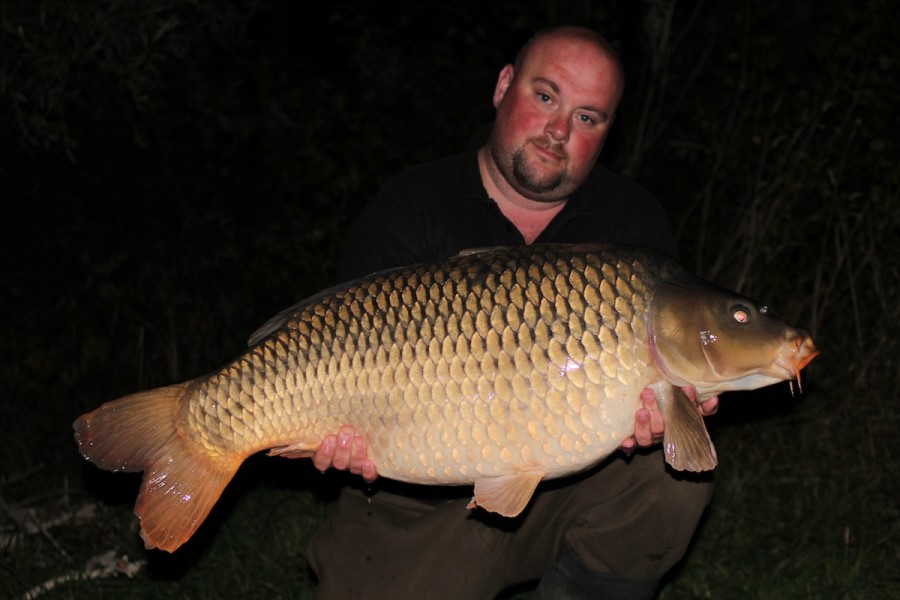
[582,167,680,259]
[336,174,437,282]
[616,189,679,258]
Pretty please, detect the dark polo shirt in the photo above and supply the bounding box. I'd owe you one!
[338,126,677,281]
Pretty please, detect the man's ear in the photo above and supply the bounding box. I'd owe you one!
[492,64,515,108]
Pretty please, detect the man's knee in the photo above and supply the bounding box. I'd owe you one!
[534,544,659,600]
[560,456,713,580]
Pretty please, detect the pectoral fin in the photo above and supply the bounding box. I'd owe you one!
[661,386,718,472]
[467,471,545,517]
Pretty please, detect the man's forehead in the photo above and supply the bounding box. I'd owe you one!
[522,34,616,67]
[521,33,617,73]
[518,36,621,103]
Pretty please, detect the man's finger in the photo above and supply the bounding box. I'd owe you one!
[349,434,367,472]
[360,459,378,483]
[332,425,356,470]
[637,388,665,444]
[313,434,337,473]
[632,405,653,446]
[699,396,719,416]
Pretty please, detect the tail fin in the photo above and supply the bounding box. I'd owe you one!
[73,383,241,552]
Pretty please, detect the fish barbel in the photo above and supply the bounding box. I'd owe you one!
[74,243,818,552]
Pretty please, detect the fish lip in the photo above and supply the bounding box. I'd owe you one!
[796,348,820,371]
[772,356,799,381]
[773,337,819,382]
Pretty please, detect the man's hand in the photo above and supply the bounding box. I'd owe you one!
[620,387,719,451]
[313,425,378,483]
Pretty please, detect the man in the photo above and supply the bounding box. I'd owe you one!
[308,26,717,599]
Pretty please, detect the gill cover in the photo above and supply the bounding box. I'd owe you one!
[649,275,801,398]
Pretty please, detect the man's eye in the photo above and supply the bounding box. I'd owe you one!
[578,114,595,125]
[538,92,552,104]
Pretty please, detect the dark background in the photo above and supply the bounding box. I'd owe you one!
[1,1,897,597]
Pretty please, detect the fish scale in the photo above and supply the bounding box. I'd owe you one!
[182,246,660,486]
[74,243,818,552]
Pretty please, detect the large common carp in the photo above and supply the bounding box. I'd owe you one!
[74,244,817,552]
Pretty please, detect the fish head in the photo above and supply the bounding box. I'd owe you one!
[649,276,819,398]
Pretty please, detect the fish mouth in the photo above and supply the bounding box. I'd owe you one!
[773,334,820,392]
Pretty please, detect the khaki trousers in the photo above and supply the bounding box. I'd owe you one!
[308,448,713,599]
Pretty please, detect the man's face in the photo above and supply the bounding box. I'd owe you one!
[488,35,623,202]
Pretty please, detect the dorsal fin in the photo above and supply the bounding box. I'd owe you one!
[455,246,510,257]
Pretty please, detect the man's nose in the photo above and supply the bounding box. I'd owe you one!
[544,116,570,142]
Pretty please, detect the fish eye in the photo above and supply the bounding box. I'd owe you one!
[732,305,751,324]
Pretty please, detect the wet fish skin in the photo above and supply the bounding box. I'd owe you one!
[73,243,817,552]
[194,244,669,481]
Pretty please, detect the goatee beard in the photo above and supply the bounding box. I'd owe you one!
[510,146,566,195]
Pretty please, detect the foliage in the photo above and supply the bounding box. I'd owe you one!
[1,0,896,598]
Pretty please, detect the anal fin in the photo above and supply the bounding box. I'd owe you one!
[467,471,545,517]
[658,385,718,472]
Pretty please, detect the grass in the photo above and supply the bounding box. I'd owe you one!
[3,373,896,598]
[2,456,328,599]
[658,385,899,599]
